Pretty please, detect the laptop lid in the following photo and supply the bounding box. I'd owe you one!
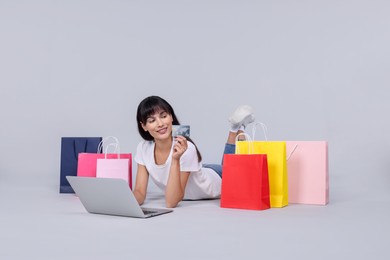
[66,176,173,218]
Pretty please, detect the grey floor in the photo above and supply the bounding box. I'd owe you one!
[1,173,389,260]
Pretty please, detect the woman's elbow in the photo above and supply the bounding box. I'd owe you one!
[165,196,183,208]
[133,191,146,205]
[165,202,178,208]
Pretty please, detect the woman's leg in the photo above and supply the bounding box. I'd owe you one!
[204,105,255,178]
[202,164,223,178]
[203,131,242,178]
[224,130,244,154]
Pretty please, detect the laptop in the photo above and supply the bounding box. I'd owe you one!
[66,176,173,218]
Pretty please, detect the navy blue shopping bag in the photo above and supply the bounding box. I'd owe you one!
[60,137,102,193]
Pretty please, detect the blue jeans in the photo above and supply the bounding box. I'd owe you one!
[203,143,235,178]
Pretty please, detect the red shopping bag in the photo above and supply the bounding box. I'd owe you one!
[220,153,270,210]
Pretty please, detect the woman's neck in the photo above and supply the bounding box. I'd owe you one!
[154,138,173,165]
[154,137,172,151]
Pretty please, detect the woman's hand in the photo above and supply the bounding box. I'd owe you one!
[172,136,188,160]
[166,136,190,208]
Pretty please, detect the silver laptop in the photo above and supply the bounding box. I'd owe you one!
[66,176,173,218]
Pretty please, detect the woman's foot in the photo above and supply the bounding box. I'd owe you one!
[229,105,255,132]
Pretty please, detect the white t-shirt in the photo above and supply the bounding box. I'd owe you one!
[134,140,221,200]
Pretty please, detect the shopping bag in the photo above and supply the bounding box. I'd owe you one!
[59,137,102,193]
[221,134,270,210]
[95,137,132,188]
[236,123,288,208]
[77,136,117,178]
[286,141,328,205]
[77,153,101,178]
[77,153,132,183]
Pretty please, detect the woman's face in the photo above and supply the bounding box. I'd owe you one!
[141,109,173,141]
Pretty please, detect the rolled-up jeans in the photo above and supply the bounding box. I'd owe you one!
[203,143,235,178]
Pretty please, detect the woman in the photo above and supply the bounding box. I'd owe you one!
[133,96,255,208]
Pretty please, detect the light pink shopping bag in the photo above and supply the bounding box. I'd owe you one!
[286,141,328,205]
[96,154,132,189]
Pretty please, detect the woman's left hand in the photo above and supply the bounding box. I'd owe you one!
[172,136,188,160]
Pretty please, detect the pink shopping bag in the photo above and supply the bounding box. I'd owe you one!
[96,154,132,188]
[77,136,132,189]
[77,153,132,189]
[77,153,101,178]
[286,141,328,205]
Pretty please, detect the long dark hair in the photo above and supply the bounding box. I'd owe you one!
[136,96,202,162]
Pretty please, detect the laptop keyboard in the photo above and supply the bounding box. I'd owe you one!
[143,210,158,215]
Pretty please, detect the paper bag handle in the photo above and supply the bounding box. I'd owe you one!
[103,143,121,159]
[251,122,268,141]
[97,136,119,153]
[234,133,254,154]
[98,136,121,159]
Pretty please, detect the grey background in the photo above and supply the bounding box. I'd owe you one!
[1,0,389,259]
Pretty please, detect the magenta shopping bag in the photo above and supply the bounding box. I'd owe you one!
[286,141,328,205]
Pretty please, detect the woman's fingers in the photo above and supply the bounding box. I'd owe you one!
[174,136,187,149]
[173,136,188,155]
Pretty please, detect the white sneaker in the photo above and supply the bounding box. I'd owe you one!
[229,105,255,129]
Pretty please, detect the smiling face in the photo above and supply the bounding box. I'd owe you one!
[136,96,180,141]
[141,109,173,141]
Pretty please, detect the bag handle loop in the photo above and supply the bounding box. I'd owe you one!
[235,133,254,154]
[251,122,268,141]
[103,143,121,159]
[97,136,119,153]
[98,136,120,159]
[251,123,298,161]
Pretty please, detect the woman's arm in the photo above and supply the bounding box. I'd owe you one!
[165,158,190,208]
[133,164,149,205]
[165,136,190,208]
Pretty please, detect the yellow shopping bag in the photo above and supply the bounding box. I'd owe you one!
[236,124,288,208]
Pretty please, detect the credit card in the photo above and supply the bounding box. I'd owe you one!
[172,125,190,138]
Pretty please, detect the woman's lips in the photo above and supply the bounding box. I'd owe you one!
[157,127,168,135]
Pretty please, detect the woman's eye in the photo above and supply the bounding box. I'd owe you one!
[147,118,155,123]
